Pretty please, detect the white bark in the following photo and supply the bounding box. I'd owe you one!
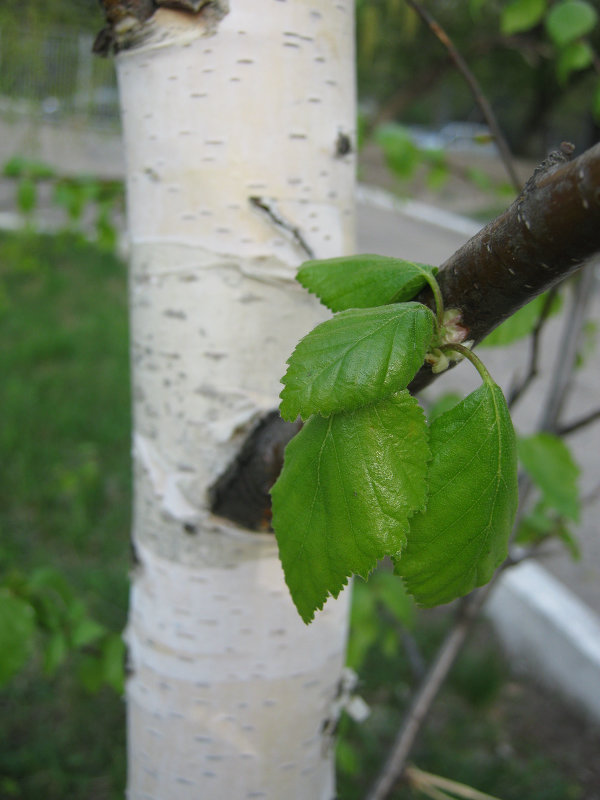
[116,2,356,798]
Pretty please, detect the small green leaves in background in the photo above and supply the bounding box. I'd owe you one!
[376,123,421,179]
[556,40,594,83]
[279,303,435,421]
[516,500,581,560]
[0,590,35,685]
[480,291,562,347]
[297,254,437,312]
[501,0,547,35]
[545,0,598,48]
[517,432,580,521]
[2,156,123,253]
[2,156,56,181]
[16,178,38,216]
[272,392,430,623]
[347,571,416,670]
[395,382,518,607]
[375,123,451,190]
[544,0,599,84]
[0,567,125,693]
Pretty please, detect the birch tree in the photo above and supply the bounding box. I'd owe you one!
[96,1,357,797]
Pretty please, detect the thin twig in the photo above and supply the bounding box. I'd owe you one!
[507,286,560,409]
[404,0,521,193]
[365,584,495,800]
[407,765,504,800]
[555,407,600,437]
[538,261,598,432]
[582,482,600,506]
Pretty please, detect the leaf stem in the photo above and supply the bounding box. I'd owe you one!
[439,343,493,385]
[424,271,445,329]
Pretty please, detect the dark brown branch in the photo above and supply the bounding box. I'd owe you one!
[405,0,521,193]
[410,142,600,393]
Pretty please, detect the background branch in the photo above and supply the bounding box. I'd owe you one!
[508,286,560,408]
[405,0,521,193]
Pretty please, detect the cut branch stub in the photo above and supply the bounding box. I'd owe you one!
[410,142,600,392]
[94,0,225,54]
[209,412,301,531]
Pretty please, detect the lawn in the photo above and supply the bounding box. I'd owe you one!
[0,229,597,799]
[0,231,129,799]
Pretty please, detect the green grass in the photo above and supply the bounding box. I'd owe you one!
[0,230,130,799]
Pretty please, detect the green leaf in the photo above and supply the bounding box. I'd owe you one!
[2,156,55,180]
[427,392,463,423]
[0,590,35,686]
[102,634,126,694]
[297,255,437,312]
[71,616,106,649]
[376,123,420,179]
[479,291,562,347]
[546,1,598,47]
[517,432,580,521]
[516,500,581,560]
[272,392,431,623]
[347,579,379,669]
[280,303,434,421]
[501,0,546,35]
[17,178,37,215]
[396,382,518,607]
[43,631,69,674]
[372,571,416,629]
[556,40,594,83]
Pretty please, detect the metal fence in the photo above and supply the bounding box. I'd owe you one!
[0,27,120,125]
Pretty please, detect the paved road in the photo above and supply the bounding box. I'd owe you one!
[3,117,599,615]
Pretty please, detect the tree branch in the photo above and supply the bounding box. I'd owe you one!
[365,584,495,800]
[556,407,600,437]
[405,0,521,193]
[410,141,600,393]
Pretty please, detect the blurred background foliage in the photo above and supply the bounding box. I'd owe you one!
[356,0,600,157]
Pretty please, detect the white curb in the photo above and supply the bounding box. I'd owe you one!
[486,561,600,722]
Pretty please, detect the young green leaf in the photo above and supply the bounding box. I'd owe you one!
[0,590,35,686]
[396,382,518,607]
[501,0,547,35]
[279,303,435,421]
[546,0,598,47]
[271,392,431,623]
[297,254,438,312]
[516,500,581,560]
[556,40,594,84]
[376,123,421,179]
[517,432,580,521]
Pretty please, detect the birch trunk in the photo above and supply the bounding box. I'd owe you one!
[114,3,356,797]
